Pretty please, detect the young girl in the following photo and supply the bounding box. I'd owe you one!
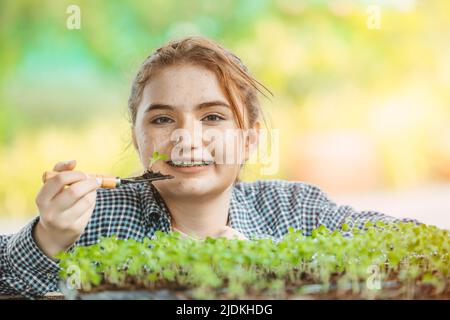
[0,36,417,298]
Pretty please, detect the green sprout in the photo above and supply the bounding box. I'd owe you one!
[58,222,450,299]
[147,151,168,171]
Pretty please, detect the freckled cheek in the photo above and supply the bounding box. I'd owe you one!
[140,124,172,144]
[215,134,245,164]
[135,132,151,164]
[137,128,174,165]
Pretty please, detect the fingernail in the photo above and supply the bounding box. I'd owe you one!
[64,160,75,165]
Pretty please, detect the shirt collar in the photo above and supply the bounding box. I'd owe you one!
[138,181,267,239]
[228,184,270,239]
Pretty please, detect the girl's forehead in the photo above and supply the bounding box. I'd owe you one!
[135,63,248,126]
[142,64,226,105]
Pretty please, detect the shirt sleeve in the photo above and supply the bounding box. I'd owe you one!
[308,184,421,231]
[0,217,60,298]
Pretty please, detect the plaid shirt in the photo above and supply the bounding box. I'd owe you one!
[0,179,417,298]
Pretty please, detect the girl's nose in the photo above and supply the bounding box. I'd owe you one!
[173,119,204,150]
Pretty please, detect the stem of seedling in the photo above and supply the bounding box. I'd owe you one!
[147,151,168,172]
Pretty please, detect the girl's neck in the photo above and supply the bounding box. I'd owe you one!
[157,186,233,239]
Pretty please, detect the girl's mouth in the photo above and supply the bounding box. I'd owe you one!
[166,160,215,173]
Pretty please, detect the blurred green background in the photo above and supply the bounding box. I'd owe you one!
[1,0,450,227]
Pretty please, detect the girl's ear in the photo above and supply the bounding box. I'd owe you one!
[131,128,139,151]
[244,121,261,162]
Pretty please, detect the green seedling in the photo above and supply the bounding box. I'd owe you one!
[57,222,450,299]
[147,151,168,171]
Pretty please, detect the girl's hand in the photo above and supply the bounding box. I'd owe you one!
[216,226,248,240]
[33,160,101,258]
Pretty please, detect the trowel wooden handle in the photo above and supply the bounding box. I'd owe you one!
[42,171,119,188]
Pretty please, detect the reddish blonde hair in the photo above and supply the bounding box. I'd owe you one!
[127,36,272,182]
[128,36,271,129]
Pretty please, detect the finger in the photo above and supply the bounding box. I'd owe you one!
[72,202,96,233]
[63,189,97,224]
[216,227,233,238]
[217,226,233,235]
[51,178,100,211]
[53,159,77,172]
[218,226,247,240]
[37,171,91,206]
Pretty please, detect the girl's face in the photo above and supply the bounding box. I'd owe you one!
[132,64,259,199]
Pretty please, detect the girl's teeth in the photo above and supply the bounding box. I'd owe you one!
[169,161,213,167]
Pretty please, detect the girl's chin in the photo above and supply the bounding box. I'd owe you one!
[155,175,213,190]
[165,183,216,197]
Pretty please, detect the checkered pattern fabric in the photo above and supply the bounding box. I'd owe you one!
[0,179,418,298]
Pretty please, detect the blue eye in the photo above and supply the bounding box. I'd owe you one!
[151,117,174,124]
[203,114,224,122]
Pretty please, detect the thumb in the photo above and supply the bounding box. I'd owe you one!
[53,159,77,172]
[217,226,247,240]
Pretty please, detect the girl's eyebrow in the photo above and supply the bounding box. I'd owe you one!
[144,100,231,113]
